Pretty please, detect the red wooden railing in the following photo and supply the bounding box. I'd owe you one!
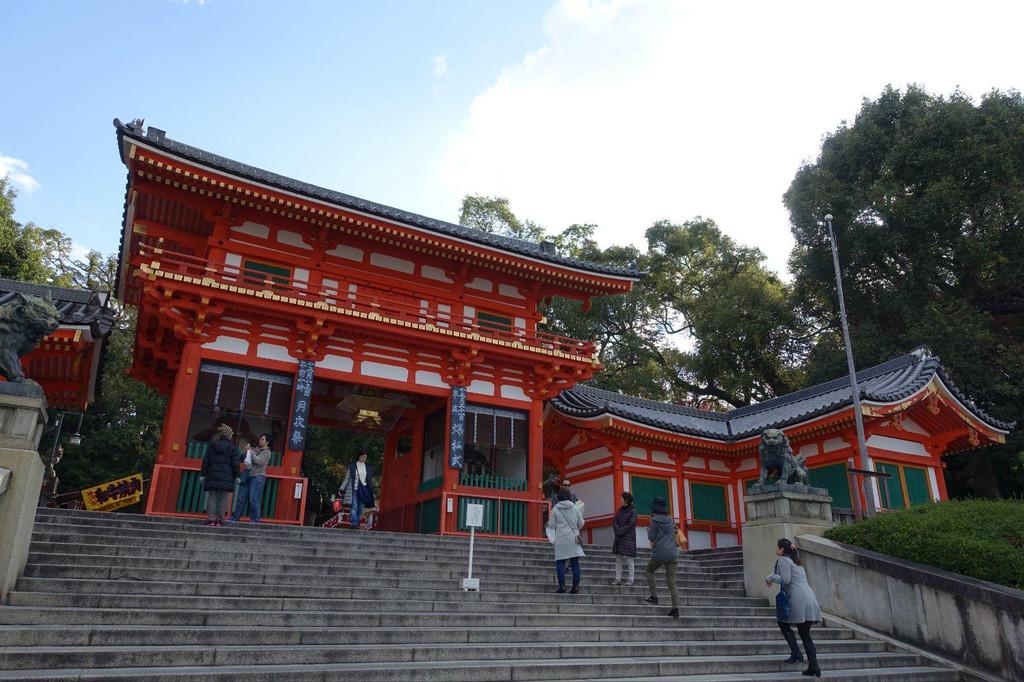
[134,244,595,359]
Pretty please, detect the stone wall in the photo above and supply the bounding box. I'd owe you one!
[797,534,1024,681]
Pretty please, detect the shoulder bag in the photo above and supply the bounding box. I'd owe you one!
[557,507,584,545]
[674,527,688,547]
[776,582,791,621]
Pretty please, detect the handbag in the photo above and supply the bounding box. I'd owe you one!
[238,468,249,485]
[556,507,583,545]
[674,527,688,547]
[357,481,373,504]
[776,583,791,621]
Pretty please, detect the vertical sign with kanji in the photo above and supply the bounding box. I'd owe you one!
[448,385,467,469]
[288,360,315,451]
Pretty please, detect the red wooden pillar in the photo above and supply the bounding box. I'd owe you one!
[527,398,545,536]
[148,339,202,515]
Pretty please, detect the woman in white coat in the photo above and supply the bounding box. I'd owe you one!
[766,537,823,677]
[547,487,585,593]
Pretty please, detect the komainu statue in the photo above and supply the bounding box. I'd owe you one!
[753,428,810,490]
[0,292,61,384]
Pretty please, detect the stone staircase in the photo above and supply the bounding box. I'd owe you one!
[0,508,960,681]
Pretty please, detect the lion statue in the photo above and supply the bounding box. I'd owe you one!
[754,428,810,489]
[0,292,62,384]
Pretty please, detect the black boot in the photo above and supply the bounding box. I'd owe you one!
[569,583,579,594]
[799,626,820,677]
[780,626,803,663]
[555,585,566,593]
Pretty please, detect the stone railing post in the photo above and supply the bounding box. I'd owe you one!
[741,485,835,602]
[0,387,48,603]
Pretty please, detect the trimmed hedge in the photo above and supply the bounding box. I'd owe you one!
[824,499,1024,590]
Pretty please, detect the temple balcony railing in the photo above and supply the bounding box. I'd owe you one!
[134,244,596,361]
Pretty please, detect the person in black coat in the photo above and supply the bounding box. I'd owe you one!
[201,423,240,527]
[611,491,638,585]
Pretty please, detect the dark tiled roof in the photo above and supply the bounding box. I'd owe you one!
[550,347,1014,441]
[113,119,643,281]
[0,279,116,340]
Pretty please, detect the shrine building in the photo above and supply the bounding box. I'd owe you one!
[112,119,1011,542]
[0,278,115,410]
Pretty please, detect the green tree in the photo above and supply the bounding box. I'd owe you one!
[459,195,546,242]
[0,177,72,285]
[785,85,1024,498]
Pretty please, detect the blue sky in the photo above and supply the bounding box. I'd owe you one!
[4,1,1024,276]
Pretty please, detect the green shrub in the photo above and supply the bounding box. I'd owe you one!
[824,499,1024,590]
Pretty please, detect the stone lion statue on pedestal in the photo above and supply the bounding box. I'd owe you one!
[0,292,61,384]
[753,428,810,490]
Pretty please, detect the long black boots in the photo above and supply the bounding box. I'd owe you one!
[779,624,803,663]
[798,625,820,677]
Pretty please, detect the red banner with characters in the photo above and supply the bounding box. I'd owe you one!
[82,473,144,512]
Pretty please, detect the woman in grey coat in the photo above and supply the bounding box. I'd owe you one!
[643,496,680,618]
[766,537,822,677]
[547,488,585,593]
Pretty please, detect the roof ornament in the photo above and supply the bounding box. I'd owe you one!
[127,118,145,134]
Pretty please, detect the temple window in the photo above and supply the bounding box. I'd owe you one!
[630,475,671,516]
[875,461,931,509]
[242,259,291,291]
[690,482,728,522]
[461,404,528,487]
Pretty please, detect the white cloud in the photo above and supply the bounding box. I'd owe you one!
[0,155,41,194]
[438,0,1024,276]
[432,50,449,77]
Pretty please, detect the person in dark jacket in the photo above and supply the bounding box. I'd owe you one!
[200,423,240,527]
[611,491,637,585]
[643,496,680,618]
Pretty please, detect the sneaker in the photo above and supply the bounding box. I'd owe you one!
[213,521,222,527]
[626,580,634,586]
[644,595,659,604]
[611,580,621,586]
[205,520,217,526]
[667,608,679,618]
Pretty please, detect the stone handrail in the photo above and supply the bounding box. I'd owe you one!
[796,533,1024,681]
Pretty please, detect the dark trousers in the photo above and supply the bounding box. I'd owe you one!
[556,557,580,588]
[779,621,816,663]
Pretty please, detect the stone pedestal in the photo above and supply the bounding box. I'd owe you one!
[741,485,834,602]
[0,387,47,603]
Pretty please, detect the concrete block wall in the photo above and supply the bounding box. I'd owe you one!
[797,534,1024,681]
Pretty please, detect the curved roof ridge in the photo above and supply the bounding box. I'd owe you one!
[114,119,642,281]
[572,384,730,420]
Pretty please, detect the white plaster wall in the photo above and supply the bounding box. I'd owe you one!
[574,476,614,517]
[716,533,739,547]
[589,525,613,547]
[652,451,673,465]
[319,355,354,373]
[709,459,729,472]
[468,380,494,396]
[866,434,929,456]
[500,385,529,402]
[370,253,414,274]
[568,448,609,469]
[901,417,928,435]
[361,361,409,382]
[202,336,249,354]
[293,268,309,283]
[466,278,493,292]
[799,444,819,458]
[278,230,312,249]
[233,221,270,239]
[498,283,524,299]
[327,244,363,261]
[684,456,706,468]
[421,265,452,283]
[636,526,651,547]
[225,253,243,268]
[415,370,447,388]
[256,343,297,363]
[823,437,847,453]
[687,529,712,550]
[737,458,758,472]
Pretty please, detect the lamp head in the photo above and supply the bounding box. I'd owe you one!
[824,214,833,222]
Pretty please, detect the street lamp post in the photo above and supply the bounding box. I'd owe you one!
[40,411,84,506]
[824,214,877,518]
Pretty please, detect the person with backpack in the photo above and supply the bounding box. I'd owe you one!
[643,496,680,618]
[200,423,240,527]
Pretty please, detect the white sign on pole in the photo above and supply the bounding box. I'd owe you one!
[465,503,485,528]
[293,482,303,499]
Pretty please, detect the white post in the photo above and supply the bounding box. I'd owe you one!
[461,502,484,591]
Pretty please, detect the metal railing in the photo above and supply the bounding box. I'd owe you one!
[134,244,595,359]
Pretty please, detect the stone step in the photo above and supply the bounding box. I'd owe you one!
[568,668,959,682]
[0,605,782,628]
[13,578,748,603]
[21,551,745,589]
[0,624,859,647]
[0,652,937,681]
[0,639,891,670]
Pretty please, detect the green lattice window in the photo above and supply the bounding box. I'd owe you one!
[631,475,670,516]
[876,462,907,510]
[243,260,290,291]
[808,462,853,509]
[903,466,931,506]
[690,482,728,522]
[477,310,513,332]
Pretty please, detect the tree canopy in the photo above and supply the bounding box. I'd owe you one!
[785,85,1024,498]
